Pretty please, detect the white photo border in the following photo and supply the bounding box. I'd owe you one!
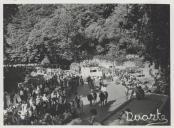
[0,0,173,128]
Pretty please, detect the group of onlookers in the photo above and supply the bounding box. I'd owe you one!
[4,71,84,125]
[118,70,146,100]
[4,66,152,125]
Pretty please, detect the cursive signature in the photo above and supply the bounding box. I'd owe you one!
[125,108,168,125]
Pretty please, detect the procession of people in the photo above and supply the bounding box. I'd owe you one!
[4,65,148,125]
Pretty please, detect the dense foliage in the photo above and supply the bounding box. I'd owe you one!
[4,4,170,86]
[3,5,136,64]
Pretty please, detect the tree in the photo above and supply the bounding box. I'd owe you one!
[3,4,19,64]
[126,4,170,94]
[4,4,170,86]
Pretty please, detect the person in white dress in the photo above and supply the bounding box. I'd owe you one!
[42,94,48,102]
[101,85,107,92]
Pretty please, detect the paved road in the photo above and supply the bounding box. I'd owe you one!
[74,79,127,124]
[102,93,169,125]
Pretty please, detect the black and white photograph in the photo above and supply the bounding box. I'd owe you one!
[3,3,171,125]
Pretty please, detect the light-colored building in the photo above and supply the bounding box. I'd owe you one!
[92,58,114,69]
[81,66,103,79]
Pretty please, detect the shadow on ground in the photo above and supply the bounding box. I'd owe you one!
[77,99,116,125]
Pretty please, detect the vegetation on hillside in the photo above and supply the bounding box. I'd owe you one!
[4,4,170,94]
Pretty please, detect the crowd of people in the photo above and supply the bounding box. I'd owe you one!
[118,69,147,100]
[4,68,84,125]
[4,66,150,125]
